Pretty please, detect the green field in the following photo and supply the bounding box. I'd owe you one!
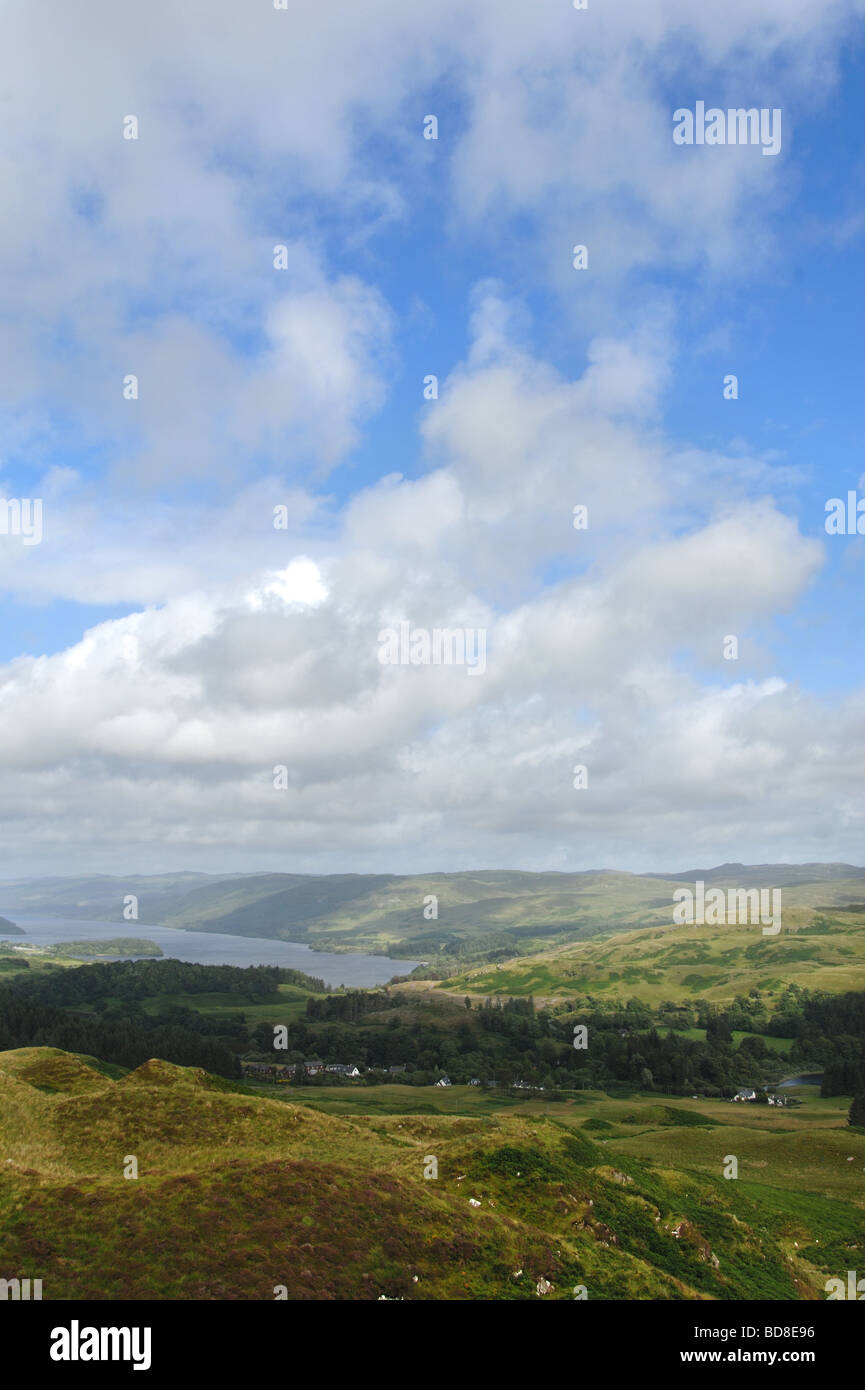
[655,1028,794,1054]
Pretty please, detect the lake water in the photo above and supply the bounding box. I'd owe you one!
[0,916,422,989]
[777,1073,823,1087]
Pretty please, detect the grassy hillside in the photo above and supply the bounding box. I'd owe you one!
[0,1047,860,1301]
[447,907,865,1006]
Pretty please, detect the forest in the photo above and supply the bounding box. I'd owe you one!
[1,958,863,1100]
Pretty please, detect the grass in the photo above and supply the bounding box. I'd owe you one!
[249,1082,533,1118]
[654,1027,794,1054]
[447,909,865,1006]
[3,1047,861,1300]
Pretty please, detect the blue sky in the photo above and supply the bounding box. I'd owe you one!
[0,0,864,875]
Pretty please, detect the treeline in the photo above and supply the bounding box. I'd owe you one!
[0,992,242,1077]
[5,956,864,1099]
[0,959,328,1079]
[253,990,865,1095]
[305,990,396,1022]
[477,997,536,1031]
[0,958,326,1006]
[822,1062,865,1097]
[251,993,550,1079]
[569,1020,766,1093]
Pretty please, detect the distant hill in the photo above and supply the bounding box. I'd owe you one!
[0,872,241,925]
[644,863,865,888]
[3,865,865,967]
[448,902,865,1007]
[0,915,22,934]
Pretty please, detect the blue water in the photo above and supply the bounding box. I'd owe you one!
[0,916,421,989]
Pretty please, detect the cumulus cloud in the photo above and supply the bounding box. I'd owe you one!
[0,310,839,872]
[0,0,857,492]
[0,0,862,873]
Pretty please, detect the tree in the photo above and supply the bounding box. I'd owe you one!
[848,1093,865,1128]
[706,1014,733,1044]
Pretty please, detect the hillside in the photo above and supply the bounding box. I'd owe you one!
[0,873,240,925]
[4,865,865,970]
[0,1046,859,1301]
[447,905,865,1006]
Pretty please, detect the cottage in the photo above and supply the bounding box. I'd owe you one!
[240,1061,293,1082]
[435,1076,451,1088]
[733,1088,757,1102]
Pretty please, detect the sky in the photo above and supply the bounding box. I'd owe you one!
[1,0,865,877]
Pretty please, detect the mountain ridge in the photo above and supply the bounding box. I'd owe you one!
[3,865,864,966]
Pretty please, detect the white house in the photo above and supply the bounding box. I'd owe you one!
[733,1088,757,1101]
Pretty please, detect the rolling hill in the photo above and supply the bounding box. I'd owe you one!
[4,865,865,971]
[446,904,865,1006]
[1,1047,859,1301]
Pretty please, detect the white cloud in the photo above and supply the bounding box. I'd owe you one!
[0,317,840,872]
[247,559,329,610]
[0,0,862,873]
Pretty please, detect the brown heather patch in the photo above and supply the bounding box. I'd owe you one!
[0,1154,581,1301]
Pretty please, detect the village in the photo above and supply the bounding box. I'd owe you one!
[239,1058,548,1090]
[731,1087,793,1106]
